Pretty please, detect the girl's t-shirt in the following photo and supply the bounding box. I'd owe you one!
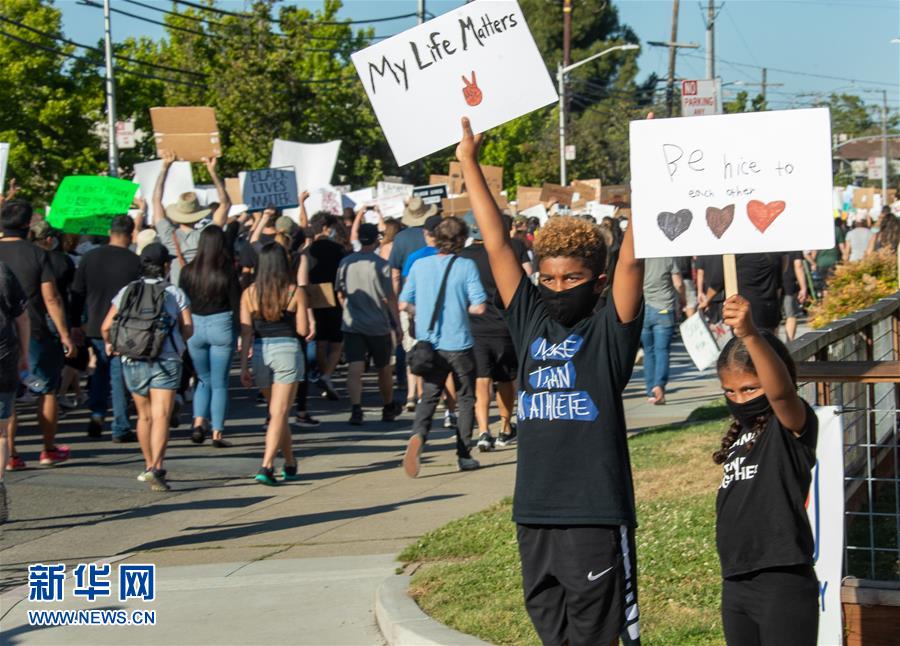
[715,401,818,578]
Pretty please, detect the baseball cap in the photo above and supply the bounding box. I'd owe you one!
[139,242,172,265]
[358,223,379,246]
[423,214,443,233]
[274,215,297,235]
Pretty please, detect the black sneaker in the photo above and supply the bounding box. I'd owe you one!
[86,416,103,438]
[112,430,137,443]
[317,377,339,401]
[381,401,401,422]
[496,425,517,447]
[191,426,207,444]
[0,481,8,524]
[476,432,495,452]
[349,405,364,426]
[295,413,321,427]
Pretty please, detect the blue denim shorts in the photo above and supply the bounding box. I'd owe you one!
[253,338,303,388]
[122,358,183,396]
[0,390,15,420]
[28,338,64,394]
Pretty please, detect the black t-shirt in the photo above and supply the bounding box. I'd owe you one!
[782,251,804,296]
[459,240,529,338]
[0,262,27,391]
[696,255,725,304]
[737,253,782,330]
[716,402,818,578]
[308,238,347,284]
[0,239,55,340]
[179,265,241,317]
[71,245,142,338]
[504,277,643,526]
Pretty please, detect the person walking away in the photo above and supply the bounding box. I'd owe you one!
[844,218,873,262]
[641,257,684,405]
[180,226,240,447]
[307,213,347,401]
[458,117,645,645]
[70,215,142,441]
[781,251,808,342]
[867,210,899,255]
[101,244,192,492]
[240,244,308,486]
[0,263,29,522]
[804,218,845,294]
[459,211,529,451]
[0,200,75,470]
[696,254,725,324]
[714,296,819,645]
[400,216,486,475]
[736,253,782,336]
[336,223,402,425]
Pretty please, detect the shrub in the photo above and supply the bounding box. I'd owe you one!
[809,248,898,329]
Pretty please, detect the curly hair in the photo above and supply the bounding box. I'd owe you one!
[433,216,468,254]
[533,216,608,277]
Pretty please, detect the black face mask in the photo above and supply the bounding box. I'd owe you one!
[0,228,28,240]
[538,280,600,327]
[726,393,772,428]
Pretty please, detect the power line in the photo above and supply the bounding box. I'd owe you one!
[169,0,419,26]
[78,0,209,37]
[120,0,225,26]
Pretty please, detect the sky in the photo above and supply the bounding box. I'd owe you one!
[57,0,900,112]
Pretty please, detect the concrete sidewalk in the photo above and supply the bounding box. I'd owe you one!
[1,337,722,644]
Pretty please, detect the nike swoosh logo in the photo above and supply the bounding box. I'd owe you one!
[587,566,614,582]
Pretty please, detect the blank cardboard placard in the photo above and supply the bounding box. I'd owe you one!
[225,177,242,204]
[629,107,834,258]
[132,159,195,223]
[571,179,601,202]
[0,143,8,192]
[852,187,876,210]
[540,183,575,207]
[270,138,341,199]
[448,162,503,197]
[239,169,299,210]
[150,107,221,162]
[600,184,630,206]
[516,186,542,211]
[351,0,556,166]
[429,174,451,187]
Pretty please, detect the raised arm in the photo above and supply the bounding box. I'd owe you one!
[350,207,365,244]
[204,157,230,227]
[153,150,175,226]
[611,218,644,323]
[298,190,310,230]
[456,117,521,307]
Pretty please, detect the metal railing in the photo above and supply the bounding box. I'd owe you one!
[789,292,900,582]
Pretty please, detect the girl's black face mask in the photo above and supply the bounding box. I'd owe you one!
[537,281,600,327]
[726,393,772,428]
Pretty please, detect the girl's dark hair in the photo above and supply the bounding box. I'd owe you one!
[141,258,166,279]
[712,330,797,464]
[433,216,468,254]
[180,225,233,305]
[382,219,403,245]
[255,243,292,321]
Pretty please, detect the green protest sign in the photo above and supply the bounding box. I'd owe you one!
[47,176,138,236]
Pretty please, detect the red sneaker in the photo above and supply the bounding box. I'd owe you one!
[6,454,27,471]
[39,445,70,466]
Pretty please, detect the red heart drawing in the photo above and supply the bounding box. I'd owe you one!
[747,200,786,233]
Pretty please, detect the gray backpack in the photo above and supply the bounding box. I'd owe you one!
[109,280,174,360]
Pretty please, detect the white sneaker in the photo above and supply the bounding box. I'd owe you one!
[443,411,458,429]
[137,470,152,482]
[457,457,480,472]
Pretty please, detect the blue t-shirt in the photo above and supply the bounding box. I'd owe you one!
[402,245,437,278]
[399,254,486,352]
[388,227,426,272]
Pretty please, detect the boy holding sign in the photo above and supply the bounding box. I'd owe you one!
[457,118,644,645]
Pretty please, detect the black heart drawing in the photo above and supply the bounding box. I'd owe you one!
[657,209,693,241]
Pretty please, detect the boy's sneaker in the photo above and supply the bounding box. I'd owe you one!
[403,434,424,478]
[86,415,103,438]
[39,445,70,466]
[254,466,279,486]
[457,456,481,472]
[496,425,518,447]
[405,398,417,413]
[317,376,339,401]
[349,405,364,426]
[6,454,26,471]
[381,401,402,422]
[295,413,320,427]
[443,410,458,429]
[0,482,8,524]
[138,468,166,482]
[476,433,495,452]
[146,469,170,492]
[282,463,301,481]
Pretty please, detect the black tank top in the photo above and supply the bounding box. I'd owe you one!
[252,287,298,339]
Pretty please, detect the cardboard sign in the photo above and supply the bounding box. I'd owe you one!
[270,139,341,219]
[442,193,509,216]
[413,183,449,206]
[516,186,542,211]
[429,174,451,187]
[0,142,8,193]
[448,161,503,197]
[571,179,601,203]
[240,168,299,210]
[629,108,834,258]
[600,184,631,206]
[851,186,876,210]
[47,176,138,235]
[225,177,242,204]
[132,159,195,223]
[540,183,575,207]
[351,0,557,165]
[150,107,221,162]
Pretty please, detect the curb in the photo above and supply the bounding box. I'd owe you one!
[375,574,489,646]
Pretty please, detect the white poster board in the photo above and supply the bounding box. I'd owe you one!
[269,139,341,221]
[351,0,557,166]
[304,187,344,217]
[678,312,720,371]
[377,181,414,200]
[587,202,617,220]
[0,143,8,193]
[807,407,844,646]
[376,194,407,220]
[519,202,548,225]
[132,159,195,222]
[629,108,835,258]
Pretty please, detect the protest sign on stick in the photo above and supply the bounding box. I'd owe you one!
[351,0,557,166]
[0,143,8,192]
[540,183,575,207]
[132,160,195,222]
[448,162,503,197]
[47,176,138,236]
[629,107,834,259]
[240,169,299,210]
[413,184,449,206]
[150,107,221,162]
[270,139,341,195]
[515,186,542,211]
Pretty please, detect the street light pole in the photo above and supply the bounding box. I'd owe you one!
[881,89,888,203]
[558,43,639,185]
[103,0,119,177]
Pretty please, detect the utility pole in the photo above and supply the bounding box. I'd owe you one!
[417,0,425,24]
[881,89,889,202]
[103,0,119,177]
[738,68,782,107]
[705,0,715,80]
[562,0,572,69]
[666,0,680,117]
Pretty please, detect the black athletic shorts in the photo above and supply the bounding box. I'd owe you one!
[343,332,392,369]
[313,307,343,343]
[517,524,641,646]
[472,335,517,382]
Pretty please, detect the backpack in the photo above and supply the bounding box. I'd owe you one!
[109,280,174,360]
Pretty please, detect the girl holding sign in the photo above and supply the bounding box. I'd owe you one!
[714,294,819,645]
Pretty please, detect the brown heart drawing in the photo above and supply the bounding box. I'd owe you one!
[747,200,786,233]
[706,204,735,239]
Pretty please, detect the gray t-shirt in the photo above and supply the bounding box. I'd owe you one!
[643,257,679,311]
[845,227,872,262]
[335,251,394,336]
[155,218,208,287]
